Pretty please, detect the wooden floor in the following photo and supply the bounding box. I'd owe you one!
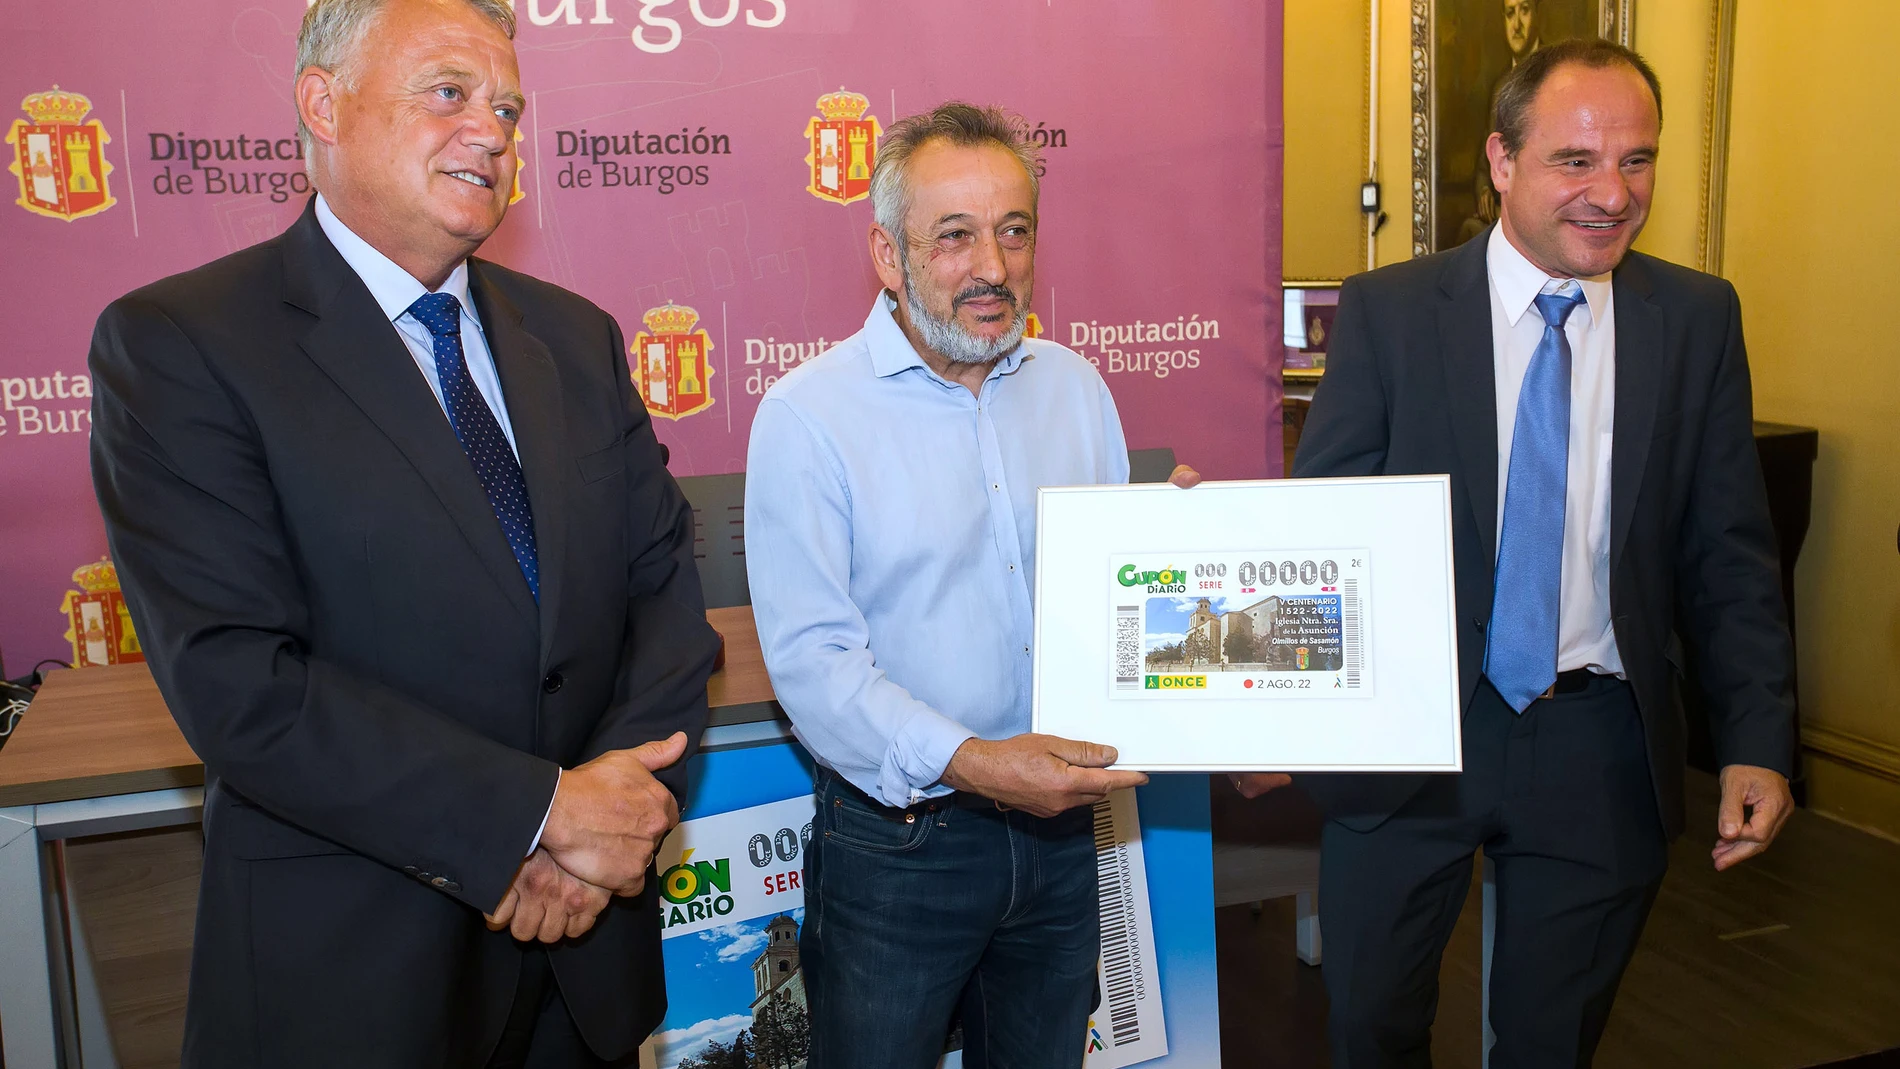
[62,827,200,1069]
[1215,769,1900,1068]
[42,767,1900,1069]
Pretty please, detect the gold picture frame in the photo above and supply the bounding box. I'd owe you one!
[1410,0,1636,258]
[1696,0,1738,275]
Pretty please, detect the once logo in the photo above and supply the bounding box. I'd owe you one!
[1143,675,1207,690]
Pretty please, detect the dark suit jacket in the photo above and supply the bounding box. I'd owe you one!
[89,200,719,1068]
[1294,229,1795,839]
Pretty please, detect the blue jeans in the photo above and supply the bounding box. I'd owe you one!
[802,768,1100,1069]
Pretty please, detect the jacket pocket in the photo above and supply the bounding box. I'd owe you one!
[214,797,356,860]
[577,441,624,484]
[1663,632,1687,677]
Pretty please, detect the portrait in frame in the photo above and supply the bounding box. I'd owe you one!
[1411,0,1635,256]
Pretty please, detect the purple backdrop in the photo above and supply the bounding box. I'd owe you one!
[2,0,1282,672]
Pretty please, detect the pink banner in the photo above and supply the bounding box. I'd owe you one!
[2,0,1282,671]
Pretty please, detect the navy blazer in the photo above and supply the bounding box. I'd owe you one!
[89,199,717,1067]
[1293,228,1795,839]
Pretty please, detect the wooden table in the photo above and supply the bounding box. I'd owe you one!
[0,605,777,809]
[0,605,781,1069]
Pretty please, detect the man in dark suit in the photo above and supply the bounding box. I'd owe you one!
[1238,39,1796,1066]
[87,1,717,1065]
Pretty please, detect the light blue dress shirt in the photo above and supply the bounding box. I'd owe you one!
[314,194,519,459]
[746,294,1130,807]
[314,193,549,853]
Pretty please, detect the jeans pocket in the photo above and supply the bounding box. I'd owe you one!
[822,783,932,853]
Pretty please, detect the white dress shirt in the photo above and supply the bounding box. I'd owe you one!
[1487,224,1624,677]
[314,194,519,458]
[315,194,554,853]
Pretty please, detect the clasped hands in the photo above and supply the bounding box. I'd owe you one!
[483,731,687,943]
[487,729,1157,938]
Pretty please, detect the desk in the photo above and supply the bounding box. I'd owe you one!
[0,606,782,1069]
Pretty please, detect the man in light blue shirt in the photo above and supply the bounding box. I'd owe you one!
[747,102,1191,1069]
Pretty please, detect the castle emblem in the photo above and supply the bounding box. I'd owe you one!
[803,88,880,206]
[510,127,527,205]
[8,86,116,221]
[631,302,716,420]
[60,558,143,668]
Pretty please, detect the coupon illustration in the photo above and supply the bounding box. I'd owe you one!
[1107,551,1372,699]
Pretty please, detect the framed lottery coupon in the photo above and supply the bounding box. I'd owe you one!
[1032,476,1462,772]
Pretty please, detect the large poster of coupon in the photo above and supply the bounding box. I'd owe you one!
[665,744,1221,1068]
[643,783,1170,1069]
[639,794,818,1069]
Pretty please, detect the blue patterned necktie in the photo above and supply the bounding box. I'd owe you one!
[1485,283,1586,712]
[407,292,539,601]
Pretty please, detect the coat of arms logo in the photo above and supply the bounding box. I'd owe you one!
[510,127,527,205]
[803,88,880,206]
[7,85,116,221]
[631,302,716,420]
[60,558,143,668]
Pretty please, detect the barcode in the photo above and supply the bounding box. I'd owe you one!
[1093,800,1142,1047]
[1114,606,1139,689]
[1342,578,1363,688]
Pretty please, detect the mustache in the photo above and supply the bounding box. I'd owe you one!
[953,284,1016,310]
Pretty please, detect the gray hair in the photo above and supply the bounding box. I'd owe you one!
[869,102,1043,248]
[295,0,517,152]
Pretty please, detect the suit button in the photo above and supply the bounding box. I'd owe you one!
[543,671,564,694]
[403,865,419,876]
[443,881,461,894]
[431,876,449,888]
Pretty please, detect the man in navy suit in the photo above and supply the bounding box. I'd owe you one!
[1240,39,1796,1066]
[89,1,717,1064]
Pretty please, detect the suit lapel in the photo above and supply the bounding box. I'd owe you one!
[469,264,568,667]
[1610,255,1664,569]
[279,205,539,632]
[1437,234,1501,568]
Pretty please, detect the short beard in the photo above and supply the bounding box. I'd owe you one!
[901,261,1028,366]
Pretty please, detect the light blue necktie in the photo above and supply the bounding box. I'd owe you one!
[408,293,540,601]
[1486,283,1586,712]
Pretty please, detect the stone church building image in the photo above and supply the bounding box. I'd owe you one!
[1186,595,1285,667]
[747,914,809,1069]
[751,914,807,1020]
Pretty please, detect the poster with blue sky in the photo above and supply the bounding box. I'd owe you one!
[641,792,816,1069]
[650,743,1221,1068]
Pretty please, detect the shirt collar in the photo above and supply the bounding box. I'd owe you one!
[314,193,474,328]
[1487,223,1610,329]
[864,291,1029,381]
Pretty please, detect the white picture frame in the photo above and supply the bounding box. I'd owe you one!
[1032,476,1464,773]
